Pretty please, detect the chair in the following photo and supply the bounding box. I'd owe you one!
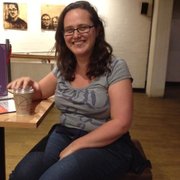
[121,139,152,180]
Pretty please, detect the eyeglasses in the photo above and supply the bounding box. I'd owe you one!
[8,8,17,12]
[63,25,94,36]
[42,19,50,21]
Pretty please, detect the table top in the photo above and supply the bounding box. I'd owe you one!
[0,97,54,129]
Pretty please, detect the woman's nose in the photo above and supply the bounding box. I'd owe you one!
[73,29,81,38]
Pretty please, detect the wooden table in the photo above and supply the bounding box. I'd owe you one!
[0,97,54,180]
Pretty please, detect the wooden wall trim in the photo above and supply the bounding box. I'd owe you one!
[11,53,56,60]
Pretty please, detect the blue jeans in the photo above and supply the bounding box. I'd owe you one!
[9,126,133,180]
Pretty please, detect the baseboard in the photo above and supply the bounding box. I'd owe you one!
[165,82,180,86]
[133,88,145,93]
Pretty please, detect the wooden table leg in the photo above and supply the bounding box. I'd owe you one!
[0,127,6,180]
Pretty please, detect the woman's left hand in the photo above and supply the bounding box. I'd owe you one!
[59,143,77,160]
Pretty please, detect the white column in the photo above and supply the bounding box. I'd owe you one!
[146,0,173,97]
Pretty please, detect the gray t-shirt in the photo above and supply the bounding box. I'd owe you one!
[52,56,132,132]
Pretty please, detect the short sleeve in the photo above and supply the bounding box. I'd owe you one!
[107,57,132,86]
[52,66,60,78]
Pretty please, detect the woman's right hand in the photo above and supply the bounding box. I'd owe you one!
[7,72,57,100]
[7,77,36,90]
[7,77,43,100]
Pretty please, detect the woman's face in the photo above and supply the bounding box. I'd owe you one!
[63,9,98,60]
[52,18,58,28]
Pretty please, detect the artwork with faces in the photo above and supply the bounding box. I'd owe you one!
[41,4,65,31]
[3,2,28,30]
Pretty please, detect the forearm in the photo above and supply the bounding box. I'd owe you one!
[31,82,43,100]
[70,119,131,151]
[21,80,43,100]
[32,81,53,100]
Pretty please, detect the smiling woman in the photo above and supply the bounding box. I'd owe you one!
[7,1,150,180]
[63,9,98,65]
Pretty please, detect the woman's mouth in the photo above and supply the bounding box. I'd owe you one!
[73,41,85,46]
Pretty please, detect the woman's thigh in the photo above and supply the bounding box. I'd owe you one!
[39,139,132,180]
[42,130,72,169]
[9,152,44,180]
[9,130,71,180]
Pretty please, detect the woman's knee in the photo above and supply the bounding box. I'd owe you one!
[9,152,44,180]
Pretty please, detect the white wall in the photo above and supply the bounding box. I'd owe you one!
[0,0,153,88]
[11,60,54,81]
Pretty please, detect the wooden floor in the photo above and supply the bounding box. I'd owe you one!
[4,84,180,180]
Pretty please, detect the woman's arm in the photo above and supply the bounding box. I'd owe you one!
[59,78,133,159]
[7,72,57,100]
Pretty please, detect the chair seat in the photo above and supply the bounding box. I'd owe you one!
[121,140,152,180]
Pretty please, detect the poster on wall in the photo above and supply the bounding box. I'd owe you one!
[41,4,65,31]
[3,2,28,30]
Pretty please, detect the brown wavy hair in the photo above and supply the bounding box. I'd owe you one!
[54,1,113,81]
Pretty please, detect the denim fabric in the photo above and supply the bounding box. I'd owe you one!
[9,126,133,180]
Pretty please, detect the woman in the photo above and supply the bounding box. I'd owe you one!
[52,16,58,30]
[8,1,147,180]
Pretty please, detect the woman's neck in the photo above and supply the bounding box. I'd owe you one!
[75,57,89,74]
[76,63,88,75]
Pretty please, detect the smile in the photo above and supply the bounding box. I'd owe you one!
[73,41,85,46]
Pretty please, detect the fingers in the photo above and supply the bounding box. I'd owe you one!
[7,77,34,90]
[59,151,64,161]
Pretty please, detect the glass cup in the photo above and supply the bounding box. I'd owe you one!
[11,86,34,116]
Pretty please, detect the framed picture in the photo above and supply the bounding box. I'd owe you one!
[3,2,28,30]
[41,4,65,31]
